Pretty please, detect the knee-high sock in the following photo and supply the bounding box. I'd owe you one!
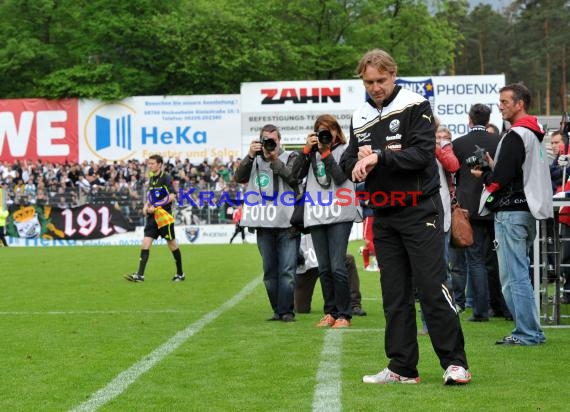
[172,248,183,275]
[138,249,150,276]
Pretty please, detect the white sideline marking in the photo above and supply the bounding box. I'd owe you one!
[543,325,570,329]
[312,329,343,412]
[0,310,198,316]
[70,277,261,412]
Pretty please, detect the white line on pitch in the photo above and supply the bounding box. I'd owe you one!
[312,329,343,412]
[543,325,570,328]
[69,276,261,412]
[0,310,199,316]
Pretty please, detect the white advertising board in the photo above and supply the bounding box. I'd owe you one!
[78,95,241,162]
[240,74,506,149]
[396,74,506,138]
[240,80,366,149]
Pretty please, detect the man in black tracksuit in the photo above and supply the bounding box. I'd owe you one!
[340,49,470,385]
[451,104,510,321]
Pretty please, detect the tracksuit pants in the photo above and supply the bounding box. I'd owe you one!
[374,194,469,378]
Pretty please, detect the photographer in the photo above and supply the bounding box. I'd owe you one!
[292,114,360,328]
[451,103,502,322]
[475,84,552,345]
[236,124,299,322]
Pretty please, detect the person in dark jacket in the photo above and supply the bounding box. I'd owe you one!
[451,103,508,321]
[340,48,470,385]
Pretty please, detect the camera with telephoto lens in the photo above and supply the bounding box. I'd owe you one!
[257,136,277,155]
[316,129,333,145]
[465,145,488,168]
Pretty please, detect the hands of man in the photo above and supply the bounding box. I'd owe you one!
[352,152,379,182]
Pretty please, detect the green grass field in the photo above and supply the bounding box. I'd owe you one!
[1,241,569,411]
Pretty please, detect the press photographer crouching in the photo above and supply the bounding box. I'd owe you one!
[235,124,300,322]
[473,83,552,345]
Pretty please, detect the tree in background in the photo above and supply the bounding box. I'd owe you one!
[0,0,568,113]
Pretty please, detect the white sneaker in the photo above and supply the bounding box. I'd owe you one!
[365,262,379,272]
[363,367,420,384]
[443,365,471,385]
[359,246,364,255]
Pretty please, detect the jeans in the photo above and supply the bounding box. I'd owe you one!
[495,211,545,345]
[294,254,363,313]
[256,228,298,317]
[450,221,490,319]
[310,221,353,319]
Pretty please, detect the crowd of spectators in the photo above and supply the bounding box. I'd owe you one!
[0,156,245,226]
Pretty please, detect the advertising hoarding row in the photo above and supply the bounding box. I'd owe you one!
[1,74,505,164]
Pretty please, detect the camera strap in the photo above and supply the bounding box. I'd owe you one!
[310,142,341,189]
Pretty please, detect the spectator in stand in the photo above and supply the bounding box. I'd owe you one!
[549,130,570,193]
[36,189,48,207]
[56,195,68,209]
[24,179,36,197]
[217,164,231,183]
[214,176,227,193]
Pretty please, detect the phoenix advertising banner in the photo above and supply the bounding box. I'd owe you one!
[6,203,134,240]
[0,98,79,163]
[396,74,506,137]
[78,95,241,163]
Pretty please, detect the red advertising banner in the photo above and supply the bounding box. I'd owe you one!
[0,98,79,163]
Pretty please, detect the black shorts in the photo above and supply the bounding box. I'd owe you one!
[144,216,176,241]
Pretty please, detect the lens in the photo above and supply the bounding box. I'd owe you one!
[262,138,277,151]
[317,129,333,145]
[465,156,478,167]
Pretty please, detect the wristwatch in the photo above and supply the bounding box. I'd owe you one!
[372,149,382,161]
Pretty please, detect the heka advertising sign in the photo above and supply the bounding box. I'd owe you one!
[0,99,79,163]
[79,95,241,162]
[240,80,367,147]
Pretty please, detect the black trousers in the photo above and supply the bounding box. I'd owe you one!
[374,194,468,378]
[294,254,363,313]
[0,226,7,246]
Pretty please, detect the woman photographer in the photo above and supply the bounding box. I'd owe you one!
[293,114,360,328]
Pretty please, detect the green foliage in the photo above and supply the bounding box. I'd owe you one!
[0,0,569,111]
